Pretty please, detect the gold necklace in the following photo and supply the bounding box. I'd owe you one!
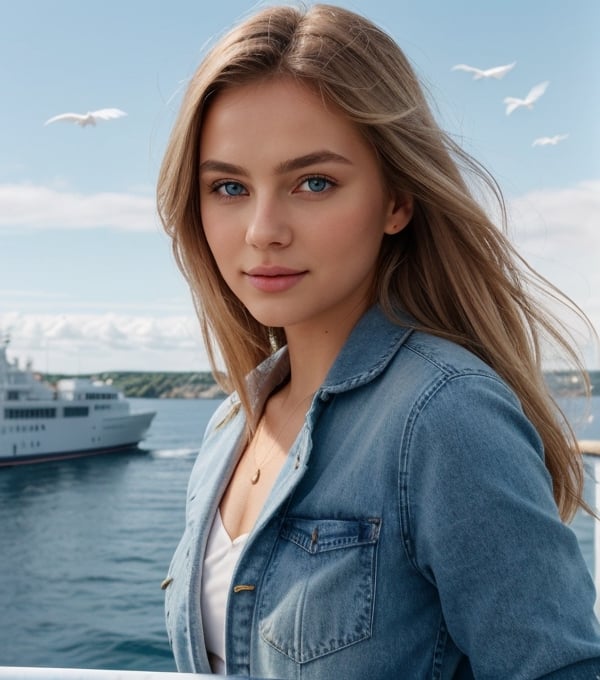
[250,391,314,485]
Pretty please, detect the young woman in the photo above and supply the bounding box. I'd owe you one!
[158,4,600,678]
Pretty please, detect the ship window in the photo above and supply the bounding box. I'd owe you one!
[7,391,19,400]
[4,408,57,419]
[84,392,118,400]
[64,406,89,417]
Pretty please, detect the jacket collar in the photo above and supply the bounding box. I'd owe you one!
[321,305,413,393]
[248,305,414,402]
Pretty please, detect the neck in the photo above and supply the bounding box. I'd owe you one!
[283,302,368,399]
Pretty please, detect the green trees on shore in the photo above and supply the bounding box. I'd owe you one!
[43,371,225,399]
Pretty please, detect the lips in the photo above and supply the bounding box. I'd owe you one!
[244,266,307,292]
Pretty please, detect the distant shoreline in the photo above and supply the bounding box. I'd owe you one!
[42,370,227,400]
[38,369,600,400]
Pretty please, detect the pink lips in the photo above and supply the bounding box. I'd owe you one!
[245,266,307,293]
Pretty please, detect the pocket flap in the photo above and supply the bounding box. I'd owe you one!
[280,517,381,554]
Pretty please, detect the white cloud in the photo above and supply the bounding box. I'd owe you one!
[509,180,600,249]
[508,180,600,367]
[0,312,211,373]
[508,180,600,301]
[0,183,159,231]
[0,289,193,315]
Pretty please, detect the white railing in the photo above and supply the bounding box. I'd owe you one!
[585,443,600,617]
[0,670,217,679]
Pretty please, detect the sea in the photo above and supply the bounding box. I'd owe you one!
[0,395,599,672]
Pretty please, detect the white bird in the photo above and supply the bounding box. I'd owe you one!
[44,108,127,127]
[503,81,549,115]
[532,134,569,147]
[451,62,516,80]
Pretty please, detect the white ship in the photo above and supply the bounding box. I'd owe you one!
[0,335,155,466]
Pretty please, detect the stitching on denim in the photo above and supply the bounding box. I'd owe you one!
[431,615,448,680]
[398,371,449,572]
[324,328,413,393]
[258,519,379,662]
[280,518,381,554]
[404,337,502,380]
[398,371,512,577]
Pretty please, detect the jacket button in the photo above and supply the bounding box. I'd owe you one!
[233,584,256,593]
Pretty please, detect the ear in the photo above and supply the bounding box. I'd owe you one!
[383,193,414,235]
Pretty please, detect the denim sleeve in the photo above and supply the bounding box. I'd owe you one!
[405,373,600,679]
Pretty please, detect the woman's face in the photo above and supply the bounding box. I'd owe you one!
[199,77,412,335]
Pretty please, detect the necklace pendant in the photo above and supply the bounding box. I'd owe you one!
[251,469,261,485]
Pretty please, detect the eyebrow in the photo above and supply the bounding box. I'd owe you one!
[199,150,353,176]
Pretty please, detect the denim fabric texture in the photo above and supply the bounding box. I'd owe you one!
[164,305,600,679]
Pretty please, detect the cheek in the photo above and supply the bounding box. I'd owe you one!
[209,240,232,273]
[202,213,230,264]
[202,231,230,282]
[317,201,387,253]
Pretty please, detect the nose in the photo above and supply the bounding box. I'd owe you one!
[245,195,292,250]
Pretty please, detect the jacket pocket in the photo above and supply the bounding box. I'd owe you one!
[258,516,381,664]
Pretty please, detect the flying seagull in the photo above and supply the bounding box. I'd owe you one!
[44,108,127,127]
[503,82,549,115]
[451,62,516,80]
[532,134,569,147]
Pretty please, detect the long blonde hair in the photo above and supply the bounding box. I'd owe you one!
[157,3,594,521]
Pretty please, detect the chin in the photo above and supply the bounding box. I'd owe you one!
[243,304,303,331]
[248,312,292,329]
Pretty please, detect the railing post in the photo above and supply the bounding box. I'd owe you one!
[579,441,600,618]
[595,457,600,618]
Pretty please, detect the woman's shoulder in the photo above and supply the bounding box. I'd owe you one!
[377,327,514,412]
[374,332,522,441]
[401,328,500,381]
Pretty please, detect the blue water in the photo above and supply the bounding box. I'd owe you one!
[0,398,219,671]
[0,396,598,671]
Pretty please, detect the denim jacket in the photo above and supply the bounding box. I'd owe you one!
[164,306,600,679]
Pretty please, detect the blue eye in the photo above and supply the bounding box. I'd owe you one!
[215,181,246,196]
[306,177,331,193]
[300,176,332,193]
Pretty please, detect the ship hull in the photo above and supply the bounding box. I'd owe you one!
[0,411,155,467]
[1,342,155,467]
[0,441,141,467]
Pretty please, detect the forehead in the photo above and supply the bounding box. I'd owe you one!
[199,77,373,165]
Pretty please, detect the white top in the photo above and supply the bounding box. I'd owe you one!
[200,509,249,674]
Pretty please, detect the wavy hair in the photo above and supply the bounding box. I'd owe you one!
[157,3,595,521]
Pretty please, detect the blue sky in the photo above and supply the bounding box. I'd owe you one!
[1,0,599,373]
